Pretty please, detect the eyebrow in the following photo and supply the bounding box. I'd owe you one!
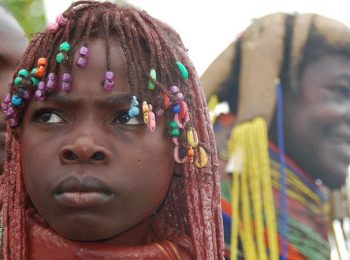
[45,92,131,106]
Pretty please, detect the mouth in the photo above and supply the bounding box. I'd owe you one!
[54,176,113,208]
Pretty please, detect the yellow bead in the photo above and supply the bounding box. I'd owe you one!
[194,146,208,168]
[186,127,198,148]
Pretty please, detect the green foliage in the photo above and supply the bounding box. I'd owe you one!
[2,0,46,37]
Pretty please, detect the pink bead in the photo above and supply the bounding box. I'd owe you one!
[5,106,15,117]
[176,92,184,101]
[9,117,19,127]
[79,46,89,57]
[103,79,114,91]
[23,90,32,100]
[48,22,59,32]
[77,57,87,68]
[46,80,56,91]
[170,85,179,94]
[61,82,72,92]
[48,73,56,81]
[62,73,72,83]
[34,90,45,101]
[105,71,114,80]
[56,14,67,25]
[1,103,8,113]
[38,81,45,90]
[3,94,10,104]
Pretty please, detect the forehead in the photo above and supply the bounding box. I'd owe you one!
[57,37,130,101]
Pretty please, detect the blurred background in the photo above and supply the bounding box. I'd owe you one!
[2,0,350,75]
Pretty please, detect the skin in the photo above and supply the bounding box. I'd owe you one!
[0,6,27,171]
[21,38,174,245]
[283,54,350,189]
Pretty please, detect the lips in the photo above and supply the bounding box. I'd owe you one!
[54,176,113,208]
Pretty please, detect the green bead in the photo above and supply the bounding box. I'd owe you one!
[59,42,70,52]
[56,53,64,63]
[149,69,156,80]
[170,128,180,137]
[31,77,39,86]
[147,69,156,90]
[30,68,37,75]
[168,120,179,129]
[176,61,188,79]
[14,76,23,86]
[18,69,29,79]
[147,81,155,90]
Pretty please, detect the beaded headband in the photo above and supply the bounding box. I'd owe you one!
[1,15,208,169]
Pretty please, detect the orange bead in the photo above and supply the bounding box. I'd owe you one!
[37,58,48,67]
[188,146,194,163]
[160,92,171,109]
[36,66,46,77]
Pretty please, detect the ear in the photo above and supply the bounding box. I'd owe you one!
[173,162,183,177]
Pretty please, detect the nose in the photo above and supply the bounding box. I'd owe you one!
[60,136,112,164]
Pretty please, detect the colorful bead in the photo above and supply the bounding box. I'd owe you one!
[187,146,194,163]
[14,77,23,87]
[46,73,57,91]
[170,128,180,137]
[18,69,29,78]
[170,85,179,94]
[56,53,65,64]
[168,120,179,129]
[30,77,39,86]
[38,58,48,66]
[128,96,140,118]
[56,14,67,25]
[173,145,186,164]
[171,103,181,113]
[5,106,15,117]
[194,146,208,168]
[103,71,114,91]
[142,101,149,124]
[61,73,72,92]
[36,66,45,77]
[11,95,22,106]
[38,81,45,90]
[147,105,156,132]
[187,127,199,148]
[9,117,19,127]
[77,46,89,68]
[77,57,87,68]
[128,106,140,118]
[48,22,59,32]
[16,88,25,97]
[23,90,32,100]
[147,69,156,90]
[3,94,10,104]
[59,42,70,52]
[79,46,89,57]
[176,61,189,79]
[160,92,171,109]
[34,89,45,101]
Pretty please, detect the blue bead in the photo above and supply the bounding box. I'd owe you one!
[11,95,22,106]
[128,106,140,117]
[171,103,180,113]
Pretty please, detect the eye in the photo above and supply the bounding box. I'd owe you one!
[111,111,143,125]
[32,109,64,124]
[329,85,350,98]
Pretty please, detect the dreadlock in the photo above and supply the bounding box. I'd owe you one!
[0,1,223,259]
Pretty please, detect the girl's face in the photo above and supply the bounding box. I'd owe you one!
[21,38,174,245]
[283,54,350,188]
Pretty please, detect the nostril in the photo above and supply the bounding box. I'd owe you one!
[62,150,78,161]
[91,151,105,161]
